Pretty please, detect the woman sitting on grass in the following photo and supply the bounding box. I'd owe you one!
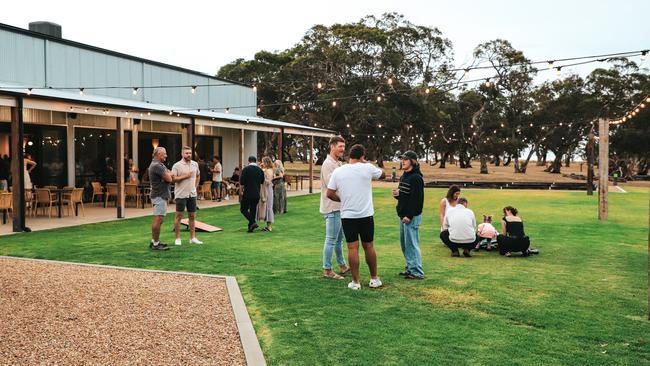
[496,206,538,257]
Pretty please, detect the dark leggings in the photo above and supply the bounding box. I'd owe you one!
[440,230,477,253]
[496,235,530,255]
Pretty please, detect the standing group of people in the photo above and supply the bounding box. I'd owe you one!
[238,156,288,233]
[319,136,427,290]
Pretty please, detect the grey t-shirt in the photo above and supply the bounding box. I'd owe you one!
[148,160,170,200]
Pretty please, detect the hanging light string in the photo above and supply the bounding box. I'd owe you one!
[4,49,647,93]
[610,93,650,125]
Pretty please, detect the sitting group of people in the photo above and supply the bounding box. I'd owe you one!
[439,185,538,257]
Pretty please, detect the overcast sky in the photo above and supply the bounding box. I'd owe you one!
[2,0,648,83]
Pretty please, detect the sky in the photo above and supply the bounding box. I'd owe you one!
[2,0,648,85]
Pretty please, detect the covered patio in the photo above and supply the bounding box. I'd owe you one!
[0,87,334,233]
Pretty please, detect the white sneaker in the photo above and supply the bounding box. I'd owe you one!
[174,238,182,246]
[369,278,383,288]
[190,237,203,245]
[224,195,230,200]
[348,281,361,290]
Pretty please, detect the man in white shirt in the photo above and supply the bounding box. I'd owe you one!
[210,156,223,202]
[171,146,203,246]
[320,136,350,280]
[327,144,386,290]
[440,197,478,257]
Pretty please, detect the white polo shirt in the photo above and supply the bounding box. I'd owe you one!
[172,159,199,199]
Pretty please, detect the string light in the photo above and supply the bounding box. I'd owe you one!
[257,107,261,113]
[132,87,139,95]
[387,77,393,85]
[27,88,32,95]
[169,110,173,115]
[547,61,554,69]
[484,79,491,87]
[556,67,562,76]
[291,104,297,110]
[317,82,323,89]
[464,68,470,76]
[147,111,151,116]
[225,107,230,113]
[84,107,88,112]
[79,88,84,96]
[191,86,197,94]
[252,85,257,92]
[332,100,337,107]
[425,87,430,94]
[642,51,648,61]
[376,96,382,102]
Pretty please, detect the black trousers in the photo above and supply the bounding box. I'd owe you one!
[496,235,530,255]
[240,197,259,227]
[440,230,477,253]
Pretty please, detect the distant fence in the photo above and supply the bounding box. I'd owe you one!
[425,180,596,191]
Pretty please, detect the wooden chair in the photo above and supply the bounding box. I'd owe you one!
[90,181,104,205]
[284,174,295,190]
[35,188,56,218]
[125,183,140,208]
[63,188,85,217]
[199,181,212,200]
[105,183,118,207]
[142,186,152,207]
[25,190,35,217]
[225,177,240,197]
[0,192,11,224]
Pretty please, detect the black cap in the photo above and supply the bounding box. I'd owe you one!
[400,150,418,160]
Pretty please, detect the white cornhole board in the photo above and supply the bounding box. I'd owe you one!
[179,219,223,232]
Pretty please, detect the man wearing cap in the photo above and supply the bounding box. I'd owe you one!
[239,156,265,232]
[393,151,425,279]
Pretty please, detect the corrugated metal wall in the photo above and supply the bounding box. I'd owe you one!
[0,28,256,116]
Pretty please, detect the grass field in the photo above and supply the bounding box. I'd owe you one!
[1,187,649,365]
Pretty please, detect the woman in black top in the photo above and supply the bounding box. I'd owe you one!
[496,206,532,257]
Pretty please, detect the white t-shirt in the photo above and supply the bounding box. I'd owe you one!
[327,162,383,219]
[443,205,477,243]
[212,162,223,182]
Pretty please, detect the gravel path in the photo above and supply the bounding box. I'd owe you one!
[0,258,246,365]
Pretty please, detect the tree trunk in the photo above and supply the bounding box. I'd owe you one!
[480,155,489,174]
[494,156,501,166]
[564,154,571,168]
[439,152,448,169]
[519,149,536,174]
[513,157,521,173]
[545,154,563,173]
[503,155,512,166]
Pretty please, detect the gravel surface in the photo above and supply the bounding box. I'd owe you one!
[0,258,246,365]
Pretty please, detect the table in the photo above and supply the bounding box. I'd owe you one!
[50,189,67,218]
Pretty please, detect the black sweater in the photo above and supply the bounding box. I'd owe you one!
[395,167,424,219]
[240,164,265,199]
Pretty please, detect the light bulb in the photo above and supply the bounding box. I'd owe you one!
[425,88,430,94]
[332,101,337,107]
[291,104,297,110]
[252,85,257,92]
[387,77,393,85]
[79,88,84,96]
[132,87,139,95]
[376,96,382,102]
[191,86,197,94]
[27,88,32,95]
[547,61,554,69]
[257,107,261,113]
[317,82,323,89]
[641,51,648,61]
[169,111,173,115]
[147,111,151,116]
[225,108,230,113]
[556,67,562,76]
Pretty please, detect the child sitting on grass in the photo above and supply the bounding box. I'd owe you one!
[475,215,498,251]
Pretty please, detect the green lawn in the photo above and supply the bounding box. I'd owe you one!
[1,187,649,365]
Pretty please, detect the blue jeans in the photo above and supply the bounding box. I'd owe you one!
[323,211,346,270]
[400,214,424,277]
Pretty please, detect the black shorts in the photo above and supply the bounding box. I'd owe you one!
[341,216,374,243]
[175,196,197,213]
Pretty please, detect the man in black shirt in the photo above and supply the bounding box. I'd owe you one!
[393,150,425,279]
[0,155,9,191]
[239,156,265,232]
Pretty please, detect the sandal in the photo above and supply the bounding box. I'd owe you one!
[262,227,272,232]
[339,268,351,275]
[504,252,512,257]
[323,272,344,280]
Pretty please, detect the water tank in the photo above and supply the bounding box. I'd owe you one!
[28,21,62,38]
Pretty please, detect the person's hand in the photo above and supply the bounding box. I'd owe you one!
[402,217,411,224]
[392,189,399,197]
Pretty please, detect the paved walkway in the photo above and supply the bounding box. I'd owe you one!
[0,188,319,236]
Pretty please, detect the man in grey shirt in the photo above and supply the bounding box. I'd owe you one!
[148,146,192,251]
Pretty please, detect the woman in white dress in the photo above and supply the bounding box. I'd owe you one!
[23,154,37,190]
[439,185,461,228]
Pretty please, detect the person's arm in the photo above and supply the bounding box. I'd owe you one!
[501,219,507,236]
[439,199,446,226]
[442,214,449,231]
[26,159,37,173]
[195,166,200,188]
[326,188,340,202]
[162,167,173,183]
[403,177,423,221]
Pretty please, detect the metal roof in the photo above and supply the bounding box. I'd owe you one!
[0,22,252,89]
[0,84,336,137]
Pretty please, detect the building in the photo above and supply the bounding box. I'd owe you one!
[0,21,333,232]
